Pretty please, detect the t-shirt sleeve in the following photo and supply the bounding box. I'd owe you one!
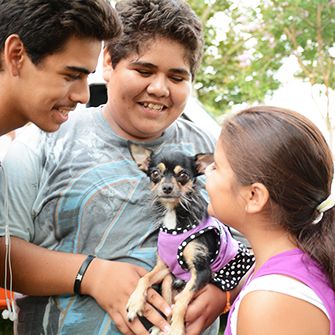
[0,126,44,241]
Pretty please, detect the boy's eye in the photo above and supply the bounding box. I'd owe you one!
[150,170,161,183]
[64,73,82,81]
[136,69,151,77]
[177,171,190,185]
[170,76,184,82]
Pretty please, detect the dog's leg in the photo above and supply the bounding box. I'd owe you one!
[127,256,170,322]
[169,241,212,335]
[161,273,174,307]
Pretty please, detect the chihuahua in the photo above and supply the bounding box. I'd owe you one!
[126,144,254,335]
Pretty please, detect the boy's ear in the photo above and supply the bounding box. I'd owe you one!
[195,153,214,175]
[4,34,25,76]
[244,182,269,214]
[102,47,113,82]
[128,143,152,173]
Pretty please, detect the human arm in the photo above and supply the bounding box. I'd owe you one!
[183,262,253,335]
[0,236,171,335]
[184,282,241,335]
[237,291,329,335]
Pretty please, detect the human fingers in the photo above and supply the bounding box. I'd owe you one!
[112,311,137,335]
[146,287,172,318]
[126,288,171,334]
[185,284,225,330]
[137,299,171,334]
[185,314,207,335]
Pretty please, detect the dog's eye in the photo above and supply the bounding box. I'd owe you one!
[150,170,161,183]
[177,172,190,185]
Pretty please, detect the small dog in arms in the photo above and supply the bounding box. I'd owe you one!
[127,144,254,335]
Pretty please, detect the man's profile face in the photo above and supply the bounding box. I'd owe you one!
[13,36,101,132]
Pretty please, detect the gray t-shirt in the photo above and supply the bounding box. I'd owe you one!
[0,106,216,334]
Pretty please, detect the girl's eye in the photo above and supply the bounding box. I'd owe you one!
[150,170,161,183]
[205,163,216,176]
[177,172,190,185]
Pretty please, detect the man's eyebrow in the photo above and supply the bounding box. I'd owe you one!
[130,61,191,78]
[65,66,93,75]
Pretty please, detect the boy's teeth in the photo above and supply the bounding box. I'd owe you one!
[59,109,70,116]
[143,103,163,111]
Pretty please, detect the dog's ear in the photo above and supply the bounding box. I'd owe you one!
[128,143,152,173]
[194,153,214,175]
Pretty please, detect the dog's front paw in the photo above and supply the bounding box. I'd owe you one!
[168,324,185,335]
[126,289,146,322]
[149,326,161,335]
[169,325,185,335]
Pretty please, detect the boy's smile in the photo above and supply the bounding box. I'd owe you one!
[102,37,192,141]
[6,36,101,133]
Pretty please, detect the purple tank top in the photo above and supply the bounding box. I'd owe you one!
[225,248,335,334]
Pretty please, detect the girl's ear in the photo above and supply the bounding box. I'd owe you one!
[4,34,25,76]
[244,182,269,214]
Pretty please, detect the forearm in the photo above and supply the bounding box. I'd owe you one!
[0,236,86,295]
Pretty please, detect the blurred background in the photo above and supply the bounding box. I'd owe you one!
[1,0,334,333]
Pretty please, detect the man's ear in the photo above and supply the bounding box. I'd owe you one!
[102,47,113,82]
[244,182,269,214]
[4,34,25,76]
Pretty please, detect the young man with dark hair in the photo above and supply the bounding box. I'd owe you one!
[0,0,121,134]
[0,1,252,334]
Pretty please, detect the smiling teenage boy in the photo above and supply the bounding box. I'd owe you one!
[0,0,248,334]
[0,0,120,135]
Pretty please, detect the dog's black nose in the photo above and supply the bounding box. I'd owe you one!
[162,184,173,194]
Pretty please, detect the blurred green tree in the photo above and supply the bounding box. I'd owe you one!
[189,0,335,144]
[253,0,335,145]
[189,0,283,117]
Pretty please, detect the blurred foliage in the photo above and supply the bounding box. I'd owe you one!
[188,0,335,124]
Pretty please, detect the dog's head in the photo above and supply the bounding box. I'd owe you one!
[129,144,213,209]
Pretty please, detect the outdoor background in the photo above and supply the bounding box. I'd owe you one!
[1,0,334,334]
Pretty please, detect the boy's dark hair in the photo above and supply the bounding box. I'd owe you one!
[221,106,335,290]
[105,0,203,80]
[0,0,121,70]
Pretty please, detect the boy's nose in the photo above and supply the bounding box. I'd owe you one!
[69,80,90,104]
[147,75,169,97]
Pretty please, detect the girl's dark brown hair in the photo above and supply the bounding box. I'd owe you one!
[220,105,335,290]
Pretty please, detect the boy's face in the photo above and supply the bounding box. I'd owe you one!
[7,36,101,132]
[102,37,192,141]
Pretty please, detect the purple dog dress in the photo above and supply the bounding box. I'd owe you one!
[157,216,254,290]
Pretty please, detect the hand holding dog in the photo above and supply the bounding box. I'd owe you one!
[81,259,172,335]
[184,284,226,335]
